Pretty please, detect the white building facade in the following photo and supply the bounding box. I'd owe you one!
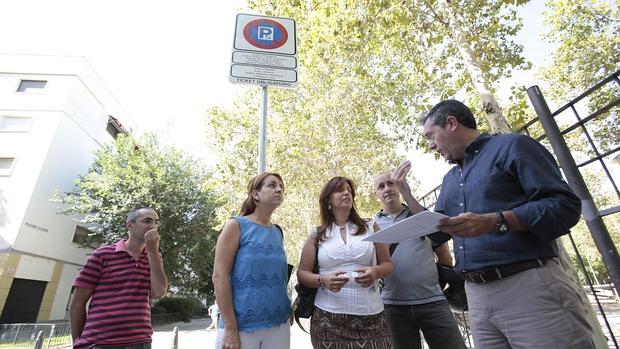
[0,53,133,322]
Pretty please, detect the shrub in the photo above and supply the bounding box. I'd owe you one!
[151,304,167,315]
[155,297,202,322]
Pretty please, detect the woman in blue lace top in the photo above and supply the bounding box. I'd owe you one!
[213,172,291,349]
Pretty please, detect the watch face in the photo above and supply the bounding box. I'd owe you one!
[496,222,509,233]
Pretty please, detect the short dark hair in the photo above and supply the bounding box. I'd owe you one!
[420,100,477,130]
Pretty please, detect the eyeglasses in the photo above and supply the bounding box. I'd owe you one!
[137,218,161,226]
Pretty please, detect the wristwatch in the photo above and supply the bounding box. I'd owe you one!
[495,211,509,233]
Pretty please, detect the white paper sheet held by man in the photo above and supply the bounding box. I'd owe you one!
[363,211,449,243]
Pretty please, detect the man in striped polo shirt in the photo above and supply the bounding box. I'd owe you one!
[70,207,168,349]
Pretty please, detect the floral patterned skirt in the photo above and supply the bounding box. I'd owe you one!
[310,307,391,349]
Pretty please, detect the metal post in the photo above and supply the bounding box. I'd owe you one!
[527,85,620,295]
[258,85,268,174]
[13,324,21,344]
[585,253,601,285]
[46,324,55,349]
[33,330,44,349]
[171,326,178,349]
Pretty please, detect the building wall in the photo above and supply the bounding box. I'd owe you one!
[0,54,133,321]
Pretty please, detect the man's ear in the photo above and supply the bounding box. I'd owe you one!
[446,115,459,131]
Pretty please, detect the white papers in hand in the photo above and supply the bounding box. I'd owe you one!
[363,211,449,243]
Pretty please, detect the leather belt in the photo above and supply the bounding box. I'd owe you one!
[463,258,553,284]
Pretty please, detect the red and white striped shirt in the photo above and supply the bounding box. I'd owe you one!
[73,240,152,348]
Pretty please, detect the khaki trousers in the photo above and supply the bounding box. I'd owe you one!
[465,259,595,349]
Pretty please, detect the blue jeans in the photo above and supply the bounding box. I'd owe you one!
[383,300,466,349]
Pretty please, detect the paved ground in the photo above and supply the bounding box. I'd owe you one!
[153,301,620,349]
[592,298,620,345]
[153,318,313,349]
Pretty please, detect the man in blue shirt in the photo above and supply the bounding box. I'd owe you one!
[421,99,594,348]
[375,169,466,349]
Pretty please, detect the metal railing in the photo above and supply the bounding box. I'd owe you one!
[0,322,71,349]
[0,312,184,349]
[526,70,620,294]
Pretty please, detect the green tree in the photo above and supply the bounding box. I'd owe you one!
[56,134,220,298]
[205,85,403,266]
[539,0,619,101]
[538,0,620,149]
[247,0,530,139]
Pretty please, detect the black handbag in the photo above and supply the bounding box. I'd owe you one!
[437,264,468,311]
[293,237,319,331]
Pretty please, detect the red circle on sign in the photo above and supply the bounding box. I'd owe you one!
[243,19,288,50]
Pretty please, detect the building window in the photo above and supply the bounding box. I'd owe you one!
[106,115,127,139]
[0,116,33,132]
[0,157,16,176]
[72,226,102,249]
[16,80,47,93]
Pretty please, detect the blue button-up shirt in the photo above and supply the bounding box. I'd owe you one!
[434,133,581,272]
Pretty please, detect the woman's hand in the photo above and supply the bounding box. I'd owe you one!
[222,328,241,349]
[323,271,350,292]
[353,267,379,288]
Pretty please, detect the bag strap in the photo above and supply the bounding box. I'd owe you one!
[274,224,294,282]
[295,231,320,333]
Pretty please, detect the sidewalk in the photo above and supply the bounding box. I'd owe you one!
[153,302,620,349]
[153,318,313,349]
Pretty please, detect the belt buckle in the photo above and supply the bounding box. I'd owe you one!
[466,271,487,284]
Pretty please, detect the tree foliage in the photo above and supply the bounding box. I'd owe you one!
[205,87,403,265]
[538,0,619,149]
[539,0,619,101]
[247,0,530,143]
[56,134,220,297]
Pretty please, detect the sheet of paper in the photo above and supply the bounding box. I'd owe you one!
[363,211,450,243]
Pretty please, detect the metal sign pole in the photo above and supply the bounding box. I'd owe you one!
[230,14,297,174]
[258,85,268,174]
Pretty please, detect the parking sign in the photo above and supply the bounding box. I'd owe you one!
[230,14,298,88]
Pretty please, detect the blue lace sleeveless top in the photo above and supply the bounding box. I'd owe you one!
[223,216,290,332]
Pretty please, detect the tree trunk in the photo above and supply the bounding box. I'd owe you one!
[437,0,511,134]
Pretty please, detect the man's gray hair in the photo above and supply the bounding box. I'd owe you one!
[127,207,155,222]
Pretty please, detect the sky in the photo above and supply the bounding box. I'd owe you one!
[0,0,552,194]
[0,0,248,160]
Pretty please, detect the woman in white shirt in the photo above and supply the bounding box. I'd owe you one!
[297,176,393,349]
